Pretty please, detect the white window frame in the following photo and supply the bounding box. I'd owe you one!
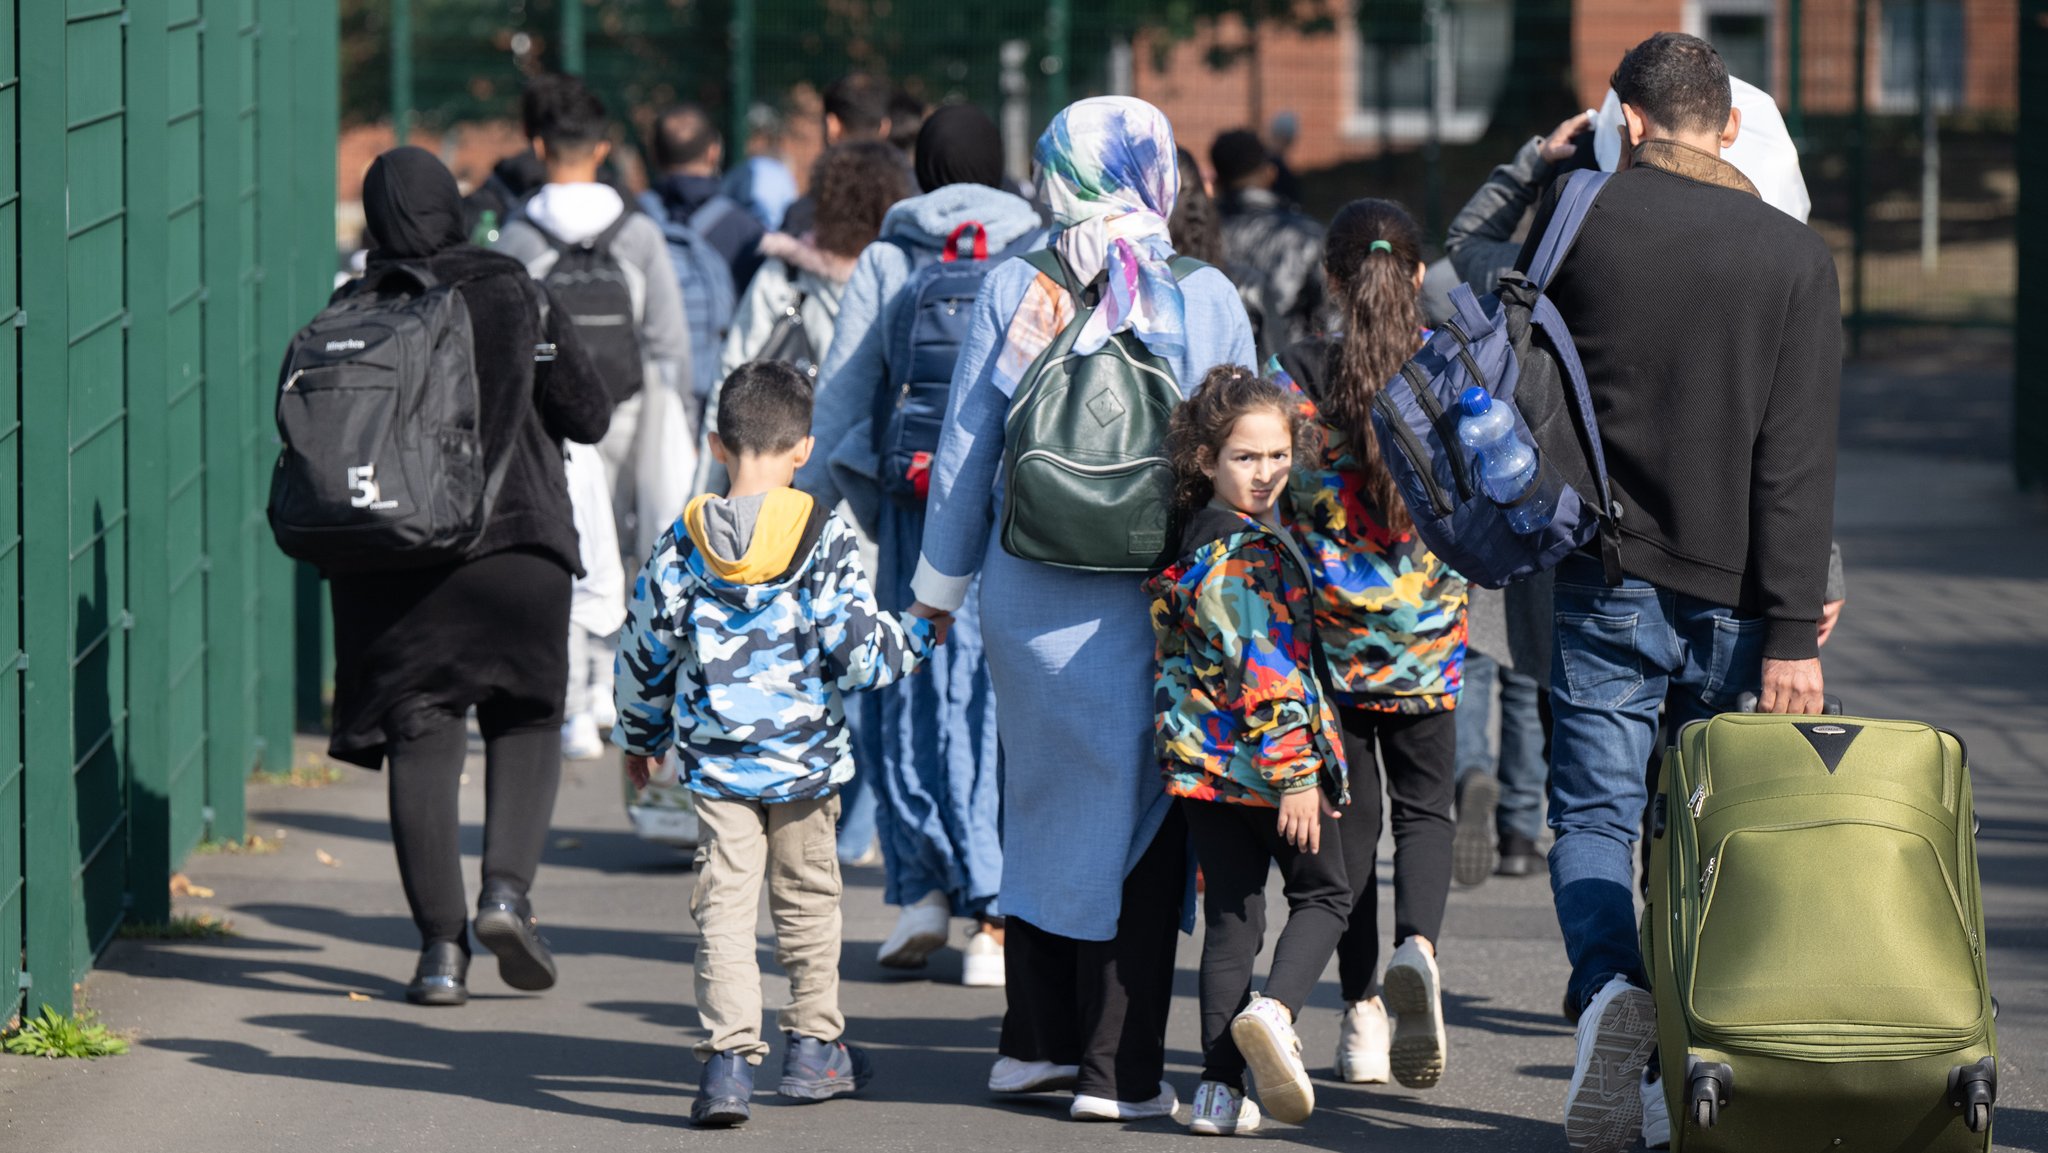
[1340,1,1500,145]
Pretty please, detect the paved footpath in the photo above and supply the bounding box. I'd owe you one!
[4,355,2046,1152]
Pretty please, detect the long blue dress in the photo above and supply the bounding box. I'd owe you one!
[911,257,1256,941]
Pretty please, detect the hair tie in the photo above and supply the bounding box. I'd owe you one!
[1370,240,1393,254]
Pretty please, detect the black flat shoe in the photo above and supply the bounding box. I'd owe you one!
[473,884,558,992]
[406,940,470,1006]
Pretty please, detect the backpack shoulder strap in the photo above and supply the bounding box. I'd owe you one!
[774,499,836,584]
[1021,248,1080,298]
[1168,254,1210,282]
[687,195,740,237]
[590,210,634,254]
[1526,169,1612,290]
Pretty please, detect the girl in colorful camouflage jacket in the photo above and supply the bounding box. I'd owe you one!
[1146,365,1350,1136]
[1273,198,1468,1098]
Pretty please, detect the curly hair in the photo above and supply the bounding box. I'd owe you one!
[1322,198,1426,537]
[1167,148,1225,266]
[810,141,911,260]
[1166,364,1319,513]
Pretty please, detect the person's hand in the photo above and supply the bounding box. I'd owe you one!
[1541,111,1595,163]
[625,754,656,790]
[1759,658,1826,715]
[1276,787,1339,854]
[1817,599,1845,648]
[909,601,953,646]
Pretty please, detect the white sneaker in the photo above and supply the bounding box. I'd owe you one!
[588,690,618,734]
[1335,999,1391,1084]
[1187,1080,1262,1135]
[876,890,950,969]
[559,714,604,761]
[962,929,1006,987]
[1383,938,1448,1089]
[1228,995,1314,1124]
[1071,1081,1177,1122]
[988,1056,1079,1094]
[1641,1069,1671,1149]
[1562,976,1658,1153]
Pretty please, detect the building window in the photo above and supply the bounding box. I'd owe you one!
[1706,12,1771,91]
[1878,0,1964,112]
[1344,0,1512,145]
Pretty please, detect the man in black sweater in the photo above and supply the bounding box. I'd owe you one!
[1523,34,1840,1153]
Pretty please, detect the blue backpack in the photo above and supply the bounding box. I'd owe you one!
[872,222,1046,504]
[1369,170,1623,589]
[640,191,740,409]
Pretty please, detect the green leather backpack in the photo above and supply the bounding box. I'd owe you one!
[1001,249,1207,572]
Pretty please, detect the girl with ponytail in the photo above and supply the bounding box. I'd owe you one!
[1271,198,1469,1095]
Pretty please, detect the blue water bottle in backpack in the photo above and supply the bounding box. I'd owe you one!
[1455,385,1560,534]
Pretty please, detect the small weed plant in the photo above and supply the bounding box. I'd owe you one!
[193,834,281,856]
[2,1007,129,1059]
[250,759,344,788]
[117,913,236,941]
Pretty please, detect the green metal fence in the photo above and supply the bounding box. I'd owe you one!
[2,0,336,1023]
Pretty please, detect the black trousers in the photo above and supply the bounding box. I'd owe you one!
[1182,797,1351,1089]
[386,706,563,948]
[1334,706,1458,1002]
[1000,804,1187,1103]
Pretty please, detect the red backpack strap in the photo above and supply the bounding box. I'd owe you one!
[942,221,988,263]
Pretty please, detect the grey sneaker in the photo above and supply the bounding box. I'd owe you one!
[692,1050,755,1128]
[1563,977,1658,1153]
[778,1032,874,1101]
[1453,773,1501,886]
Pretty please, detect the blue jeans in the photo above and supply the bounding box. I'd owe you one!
[1455,649,1549,844]
[836,693,882,862]
[1547,554,1765,1018]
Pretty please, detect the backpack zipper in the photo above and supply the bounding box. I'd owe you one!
[1011,449,1169,477]
[1689,783,1707,818]
[1402,363,1474,503]
[1697,854,1716,897]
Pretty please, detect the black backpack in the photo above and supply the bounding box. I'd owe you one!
[268,263,505,574]
[758,289,820,380]
[532,214,645,405]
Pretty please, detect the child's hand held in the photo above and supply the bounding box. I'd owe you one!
[625,754,655,790]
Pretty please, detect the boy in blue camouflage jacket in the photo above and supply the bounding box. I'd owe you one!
[614,361,940,1128]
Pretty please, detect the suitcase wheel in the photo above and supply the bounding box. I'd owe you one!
[1948,1058,1997,1134]
[1685,1058,1734,1131]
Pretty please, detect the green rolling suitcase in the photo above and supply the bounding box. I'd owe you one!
[1642,713,1998,1150]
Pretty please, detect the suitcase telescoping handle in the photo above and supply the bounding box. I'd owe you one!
[1732,692,1844,715]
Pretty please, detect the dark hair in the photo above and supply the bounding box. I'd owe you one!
[1611,32,1733,136]
[823,73,893,139]
[1167,148,1225,266]
[810,141,910,259]
[1209,129,1270,189]
[716,361,815,457]
[522,73,610,158]
[650,103,720,171]
[887,88,928,155]
[1166,365,1317,512]
[1322,198,1426,537]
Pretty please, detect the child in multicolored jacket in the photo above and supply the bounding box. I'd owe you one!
[613,361,941,1129]
[1147,365,1350,1137]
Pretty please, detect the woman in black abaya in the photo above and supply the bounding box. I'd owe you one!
[329,147,611,1004]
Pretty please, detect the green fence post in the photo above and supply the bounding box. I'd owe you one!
[390,0,412,143]
[561,0,586,75]
[0,0,26,1024]
[255,0,297,785]
[199,0,250,844]
[18,0,79,1016]
[126,0,175,926]
[1045,0,1070,118]
[296,1,339,738]
[730,0,755,159]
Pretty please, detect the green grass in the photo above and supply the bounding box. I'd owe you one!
[192,834,281,856]
[117,914,236,941]
[2,1007,129,1059]
[250,759,345,788]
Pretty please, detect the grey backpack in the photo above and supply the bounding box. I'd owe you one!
[268,263,505,573]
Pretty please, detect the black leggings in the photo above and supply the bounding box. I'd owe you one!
[386,708,564,948]
[1335,707,1458,1002]
[1183,797,1351,1089]
[1000,805,1187,1103]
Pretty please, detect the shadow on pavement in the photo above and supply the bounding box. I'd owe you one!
[96,938,408,1000]
[236,903,700,966]
[148,1015,690,1128]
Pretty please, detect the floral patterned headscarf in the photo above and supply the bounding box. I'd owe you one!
[1033,97,1186,360]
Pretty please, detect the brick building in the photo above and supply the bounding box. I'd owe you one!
[1134,0,2017,170]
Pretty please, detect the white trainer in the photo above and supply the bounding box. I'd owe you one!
[1071,1081,1178,1122]
[962,929,1006,987]
[1383,938,1448,1089]
[1641,1069,1672,1149]
[559,714,604,761]
[1228,995,1314,1124]
[588,690,618,734]
[1335,998,1391,1084]
[1563,976,1658,1153]
[1187,1080,1262,1135]
[988,1056,1079,1094]
[877,890,950,969]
